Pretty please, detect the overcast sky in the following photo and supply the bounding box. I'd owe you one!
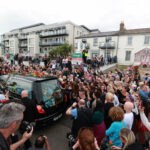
[1,0,150,34]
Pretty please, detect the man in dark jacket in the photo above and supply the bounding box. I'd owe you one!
[21,90,37,122]
[20,90,38,149]
[66,99,92,138]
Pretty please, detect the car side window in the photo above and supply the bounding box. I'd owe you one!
[8,77,32,99]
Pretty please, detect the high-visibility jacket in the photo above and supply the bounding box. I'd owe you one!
[85,53,88,57]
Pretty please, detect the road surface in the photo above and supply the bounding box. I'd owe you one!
[32,114,72,150]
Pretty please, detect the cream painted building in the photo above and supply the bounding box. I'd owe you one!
[75,22,150,65]
[1,21,99,57]
[75,31,118,59]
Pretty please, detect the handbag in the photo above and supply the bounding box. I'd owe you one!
[100,136,109,150]
[101,121,125,150]
[101,136,120,150]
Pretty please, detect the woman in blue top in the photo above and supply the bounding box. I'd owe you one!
[106,106,125,147]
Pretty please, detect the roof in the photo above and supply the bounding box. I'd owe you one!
[80,25,100,32]
[11,23,45,32]
[120,28,150,35]
[76,27,150,39]
[76,31,119,39]
[3,21,79,35]
[9,75,57,82]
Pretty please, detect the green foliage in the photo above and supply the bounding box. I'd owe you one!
[49,43,72,58]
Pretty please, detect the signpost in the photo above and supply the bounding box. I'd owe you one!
[72,53,83,64]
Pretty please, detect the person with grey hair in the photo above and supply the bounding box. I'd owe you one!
[0,102,33,150]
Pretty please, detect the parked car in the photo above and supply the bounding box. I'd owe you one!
[0,75,65,126]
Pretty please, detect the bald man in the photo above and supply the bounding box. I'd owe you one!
[21,90,37,123]
[123,102,134,129]
[21,90,29,99]
[66,99,92,138]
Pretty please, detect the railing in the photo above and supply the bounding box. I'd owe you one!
[99,41,115,49]
[19,43,27,47]
[39,41,66,46]
[19,37,27,40]
[40,31,68,37]
[3,38,9,41]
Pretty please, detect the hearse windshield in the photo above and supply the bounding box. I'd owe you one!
[40,79,63,108]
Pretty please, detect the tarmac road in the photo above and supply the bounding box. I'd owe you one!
[32,114,72,150]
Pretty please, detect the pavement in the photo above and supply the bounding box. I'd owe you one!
[32,114,72,150]
[100,63,117,71]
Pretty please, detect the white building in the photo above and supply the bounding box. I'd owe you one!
[75,22,150,65]
[1,21,99,57]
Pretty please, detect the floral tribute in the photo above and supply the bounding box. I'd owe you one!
[12,71,50,78]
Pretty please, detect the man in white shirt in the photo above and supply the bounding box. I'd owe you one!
[124,102,134,129]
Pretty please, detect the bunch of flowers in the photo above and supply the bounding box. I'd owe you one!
[106,141,113,150]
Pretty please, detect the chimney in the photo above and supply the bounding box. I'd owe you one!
[120,21,126,32]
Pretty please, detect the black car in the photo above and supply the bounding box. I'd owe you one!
[0,75,65,126]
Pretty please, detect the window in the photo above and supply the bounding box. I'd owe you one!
[28,38,34,46]
[144,36,150,44]
[92,53,98,58]
[128,37,132,45]
[7,77,32,99]
[93,38,98,46]
[9,41,14,46]
[106,37,112,42]
[125,51,131,61]
[40,48,44,53]
[75,43,78,49]
[9,47,14,53]
[29,47,34,55]
[40,80,63,107]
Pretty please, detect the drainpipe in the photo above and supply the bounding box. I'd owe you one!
[116,33,120,64]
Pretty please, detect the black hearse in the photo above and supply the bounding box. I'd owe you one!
[0,75,65,126]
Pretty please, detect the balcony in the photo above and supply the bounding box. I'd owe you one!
[82,39,87,43]
[39,41,66,46]
[19,49,27,54]
[4,44,9,48]
[99,41,115,49]
[3,38,9,41]
[19,37,27,40]
[40,31,68,38]
[19,43,27,47]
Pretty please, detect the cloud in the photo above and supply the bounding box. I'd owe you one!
[0,0,150,35]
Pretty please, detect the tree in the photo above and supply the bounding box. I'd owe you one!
[49,43,72,58]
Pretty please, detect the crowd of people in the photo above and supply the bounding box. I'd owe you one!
[0,54,150,150]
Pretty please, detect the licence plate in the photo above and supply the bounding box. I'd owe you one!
[53,113,62,121]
